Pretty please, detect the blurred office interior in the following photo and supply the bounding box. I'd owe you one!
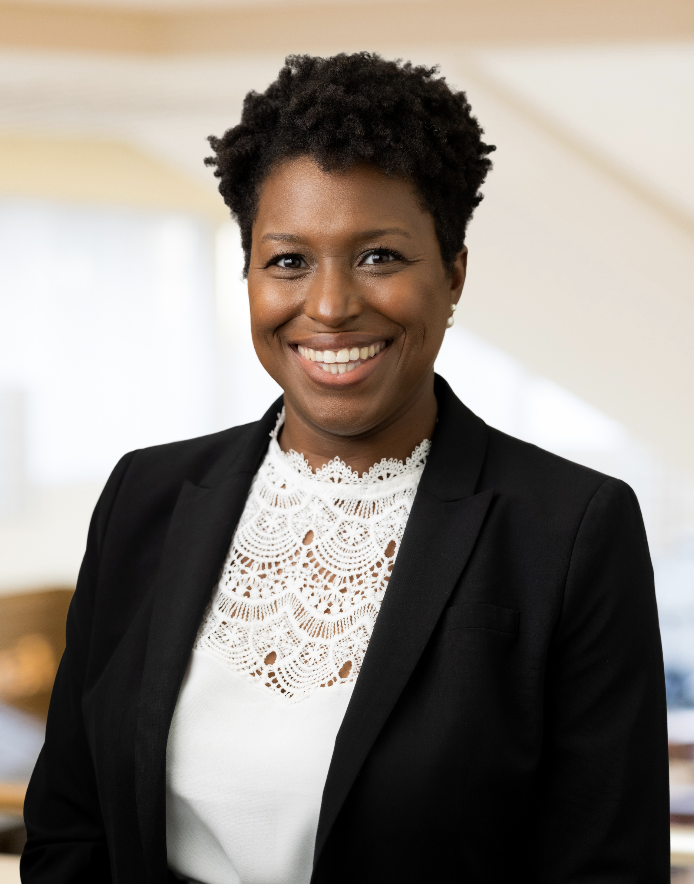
[0,0,693,876]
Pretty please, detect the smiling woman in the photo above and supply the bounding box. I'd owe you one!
[247,157,467,473]
[21,53,669,884]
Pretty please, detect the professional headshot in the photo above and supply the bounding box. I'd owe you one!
[15,51,672,883]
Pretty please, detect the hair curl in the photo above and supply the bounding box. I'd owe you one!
[206,52,495,275]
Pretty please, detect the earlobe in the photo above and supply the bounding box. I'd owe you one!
[446,302,457,329]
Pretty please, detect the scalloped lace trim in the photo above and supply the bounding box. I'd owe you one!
[195,410,430,702]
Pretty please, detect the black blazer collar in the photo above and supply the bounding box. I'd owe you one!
[313,376,493,869]
[135,398,281,882]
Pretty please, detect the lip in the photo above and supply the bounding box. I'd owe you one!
[291,337,391,386]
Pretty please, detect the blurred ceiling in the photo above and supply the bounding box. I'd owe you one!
[0,0,692,54]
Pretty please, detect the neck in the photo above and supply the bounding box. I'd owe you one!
[278,374,438,475]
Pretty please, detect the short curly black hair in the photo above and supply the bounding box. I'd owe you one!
[206,52,495,276]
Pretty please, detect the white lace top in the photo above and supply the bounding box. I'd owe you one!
[166,414,430,884]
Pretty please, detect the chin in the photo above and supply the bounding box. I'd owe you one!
[295,390,394,439]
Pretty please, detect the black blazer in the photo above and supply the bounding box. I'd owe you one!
[22,376,670,884]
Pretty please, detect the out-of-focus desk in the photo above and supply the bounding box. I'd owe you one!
[0,587,74,872]
[0,785,24,817]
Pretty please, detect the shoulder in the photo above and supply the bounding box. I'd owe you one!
[485,425,606,490]
[472,429,652,631]
[92,418,269,547]
[481,425,635,532]
[123,420,261,488]
[433,376,626,521]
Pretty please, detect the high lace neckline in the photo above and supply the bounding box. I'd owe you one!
[194,411,431,703]
[269,407,431,490]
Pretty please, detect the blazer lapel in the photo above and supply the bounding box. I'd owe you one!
[314,376,494,866]
[135,401,281,881]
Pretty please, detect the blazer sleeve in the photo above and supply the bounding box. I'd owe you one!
[534,477,670,882]
[21,451,137,884]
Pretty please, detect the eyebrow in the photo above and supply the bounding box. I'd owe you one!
[260,227,412,244]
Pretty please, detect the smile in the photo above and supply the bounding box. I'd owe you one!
[297,342,386,375]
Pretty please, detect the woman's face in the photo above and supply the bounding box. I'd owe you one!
[247,155,466,439]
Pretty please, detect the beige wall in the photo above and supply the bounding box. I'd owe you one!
[0,134,227,221]
[0,485,101,594]
[446,57,694,471]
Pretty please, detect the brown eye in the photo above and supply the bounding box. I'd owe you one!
[361,249,399,265]
[275,255,306,270]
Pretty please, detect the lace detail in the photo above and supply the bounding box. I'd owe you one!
[195,410,430,702]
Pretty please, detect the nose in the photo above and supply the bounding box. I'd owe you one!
[303,262,363,327]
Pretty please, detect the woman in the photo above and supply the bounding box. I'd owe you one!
[22,53,669,883]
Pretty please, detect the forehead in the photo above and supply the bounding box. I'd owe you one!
[252,155,435,243]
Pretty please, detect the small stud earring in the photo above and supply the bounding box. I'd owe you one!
[446,302,457,328]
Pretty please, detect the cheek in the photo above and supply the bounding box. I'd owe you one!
[380,281,446,350]
[247,281,297,344]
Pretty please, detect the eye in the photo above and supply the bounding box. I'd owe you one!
[360,248,402,266]
[271,254,307,270]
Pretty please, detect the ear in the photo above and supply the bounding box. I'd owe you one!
[449,246,468,307]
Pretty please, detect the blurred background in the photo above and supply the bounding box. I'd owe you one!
[0,0,693,877]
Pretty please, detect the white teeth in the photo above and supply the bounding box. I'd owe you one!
[321,361,360,373]
[300,341,387,368]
